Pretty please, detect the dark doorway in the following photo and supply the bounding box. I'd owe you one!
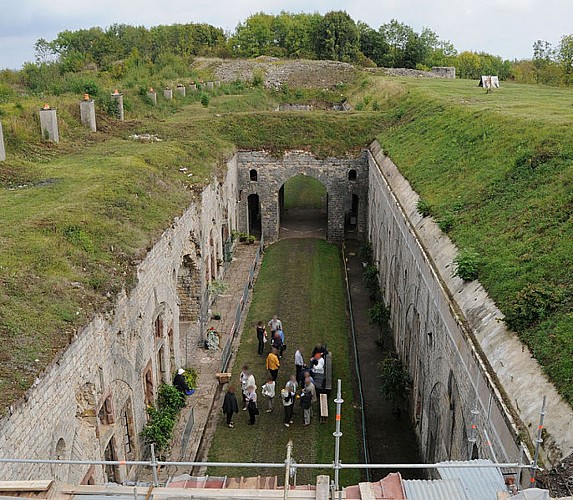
[104,437,120,483]
[247,194,261,236]
[279,175,327,239]
[345,193,359,233]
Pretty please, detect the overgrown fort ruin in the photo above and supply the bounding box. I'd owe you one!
[1,134,572,484]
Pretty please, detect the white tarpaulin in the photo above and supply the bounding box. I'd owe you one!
[479,75,500,88]
[510,488,551,500]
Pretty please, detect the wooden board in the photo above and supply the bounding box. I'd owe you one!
[319,393,328,423]
[0,482,53,493]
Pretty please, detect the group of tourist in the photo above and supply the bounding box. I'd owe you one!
[222,315,326,428]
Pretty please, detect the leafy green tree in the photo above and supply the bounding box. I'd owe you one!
[532,40,554,84]
[273,12,321,59]
[315,11,359,62]
[455,51,482,79]
[231,13,276,57]
[557,34,573,85]
[379,20,415,67]
[357,21,388,66]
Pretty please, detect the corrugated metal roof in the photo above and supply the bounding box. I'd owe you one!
[436,459,507,500]
[403,478,468,500]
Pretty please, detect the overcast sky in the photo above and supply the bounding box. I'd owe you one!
[1,0,571,69]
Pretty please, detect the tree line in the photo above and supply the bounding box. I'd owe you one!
[11,11,573,87]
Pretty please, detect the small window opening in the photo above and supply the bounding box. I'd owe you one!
[348,169,357,181]
[249,169,258,181]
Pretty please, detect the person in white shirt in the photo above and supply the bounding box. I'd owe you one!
[261,376,276,412]
[294,347,305,383]
[239,365,256,410]
[268,315,283,334]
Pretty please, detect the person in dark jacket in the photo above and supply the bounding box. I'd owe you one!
[173,368,192,395]
[256,321,267,356]
[222,386,239,428]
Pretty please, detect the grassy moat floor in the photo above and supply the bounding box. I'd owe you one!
[206,238,361,486]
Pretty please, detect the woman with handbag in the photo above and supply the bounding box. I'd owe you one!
[246,385,258,425]
[256,321,267,356]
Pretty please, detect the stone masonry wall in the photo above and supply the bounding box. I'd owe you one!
[367,141,573,466]
[0,155,239,483]
[236,150,369,243]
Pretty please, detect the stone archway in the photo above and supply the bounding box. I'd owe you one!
[236,150,369,243]
[279,174,328,239]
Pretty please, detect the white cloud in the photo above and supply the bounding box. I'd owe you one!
[1,0,572,68]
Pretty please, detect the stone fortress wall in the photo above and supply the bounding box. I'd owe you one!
[1,142,572,484]
[0,155,239,484]
[367,141,573,466]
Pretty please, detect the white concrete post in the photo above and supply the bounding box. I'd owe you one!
[147,89,157,105]
[79,95,96,132]
[189,83,197,92]
[215,81,221,88]
[206,81,214,91]
[176,85,186,98]
[164,88,173,100]
[39,106,59,142]
[111,91,124,120]
[0,121,5,161]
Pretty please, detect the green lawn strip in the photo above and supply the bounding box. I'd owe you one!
[283,175,326,209]
[375,86,573,405]
[207,239,360,485]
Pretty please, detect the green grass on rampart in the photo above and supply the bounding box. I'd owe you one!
[363,76,573,405]
[207,239,360,486]
[1,68,572,413]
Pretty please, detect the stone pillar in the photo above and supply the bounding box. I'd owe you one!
[147,89,157,105]
[215,81,221,88]
[0,121,5,162]
[176,85,186,98]
[79,95,96,132]
[39,106,59,142]
[206,81,214,91]
[111,91,124,120]
[327,192,345,241]
[189,83,197,92]
[262,193,280,243]
[164,88,173,100]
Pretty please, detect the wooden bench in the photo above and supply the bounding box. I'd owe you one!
[319,393,329,423]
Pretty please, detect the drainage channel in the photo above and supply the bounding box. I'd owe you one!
[342,239,423,481]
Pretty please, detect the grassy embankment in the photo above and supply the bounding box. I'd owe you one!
[207,238,360,486]
[0,78,387,412]
[1,64,572,418]
[357,76,573,405]
[283,175,326,209]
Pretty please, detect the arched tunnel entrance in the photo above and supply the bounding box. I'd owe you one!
[279,174,328,239]
[247,193,261,237]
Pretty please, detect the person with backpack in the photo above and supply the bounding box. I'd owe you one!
[222,386,239,428]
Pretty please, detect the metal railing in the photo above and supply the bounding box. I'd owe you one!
[220,235,264,373]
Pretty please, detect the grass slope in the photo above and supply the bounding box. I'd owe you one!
[363,77,573,404]
[207,239,360,486]
[0,86,384,412]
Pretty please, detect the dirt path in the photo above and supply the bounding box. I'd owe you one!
[344,239,423,480]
